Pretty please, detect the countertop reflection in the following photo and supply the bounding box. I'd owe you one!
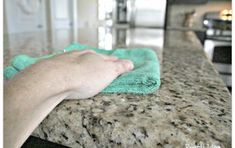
[4,27,164,67]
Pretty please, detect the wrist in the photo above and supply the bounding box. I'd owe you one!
[12,60,69,99]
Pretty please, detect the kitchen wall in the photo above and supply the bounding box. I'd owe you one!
[4,0,48,33]
[4,0,99,34]
[77,0,98,28]
[166,1,231,30]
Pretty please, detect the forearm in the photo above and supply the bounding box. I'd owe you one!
[3,50,133,148]
[4,93,67,148]
[4,63,69,148]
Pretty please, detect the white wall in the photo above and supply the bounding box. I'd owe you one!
[77,0,98,28]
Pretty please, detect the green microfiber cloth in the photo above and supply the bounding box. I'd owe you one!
[4,66,19,79]
[4,43,161,94]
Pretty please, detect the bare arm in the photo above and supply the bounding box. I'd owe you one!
[4,50,133,148]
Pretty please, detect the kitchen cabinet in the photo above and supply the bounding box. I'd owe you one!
[4,0,47,33]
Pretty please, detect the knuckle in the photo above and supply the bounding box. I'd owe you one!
[84,49,94,52]
[70,50,80,54]
[115,62,125,75]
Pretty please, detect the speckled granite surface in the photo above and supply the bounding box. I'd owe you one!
[5,29,231,147]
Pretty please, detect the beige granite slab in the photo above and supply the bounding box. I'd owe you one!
[4,28,231,148]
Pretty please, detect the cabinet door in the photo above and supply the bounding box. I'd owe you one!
[4,0,47,33]
[50,0,73,29]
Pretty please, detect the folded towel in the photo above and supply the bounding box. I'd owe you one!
[4,43,161,94]
[4,66,19,79]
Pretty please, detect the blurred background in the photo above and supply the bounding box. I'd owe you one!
[3,0,232,147]
[4,0,232,32]
[4,0,232,90]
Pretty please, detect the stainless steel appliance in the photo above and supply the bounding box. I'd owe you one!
[204,39,231,88]
[114,0,167,28]
[203,11,232,91]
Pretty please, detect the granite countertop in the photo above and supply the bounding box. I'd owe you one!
[4,28,231,148]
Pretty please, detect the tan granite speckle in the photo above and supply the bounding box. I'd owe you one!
[4,28,231,148]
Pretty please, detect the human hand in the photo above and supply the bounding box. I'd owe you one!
[36,49,134,99]
[5,49,134,148]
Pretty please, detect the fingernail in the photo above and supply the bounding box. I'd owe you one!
[125,60,134,70]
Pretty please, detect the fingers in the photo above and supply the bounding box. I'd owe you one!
[68,50,96,56]
[74,50,133,74]
[70,50,119,62]
[114,59,134,75]
[78,50,96,55]
[63,49,134,78]
[98,54,118,61]
[68,50,118,60]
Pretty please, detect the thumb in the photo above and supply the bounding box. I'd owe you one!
[114,59,134,75]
